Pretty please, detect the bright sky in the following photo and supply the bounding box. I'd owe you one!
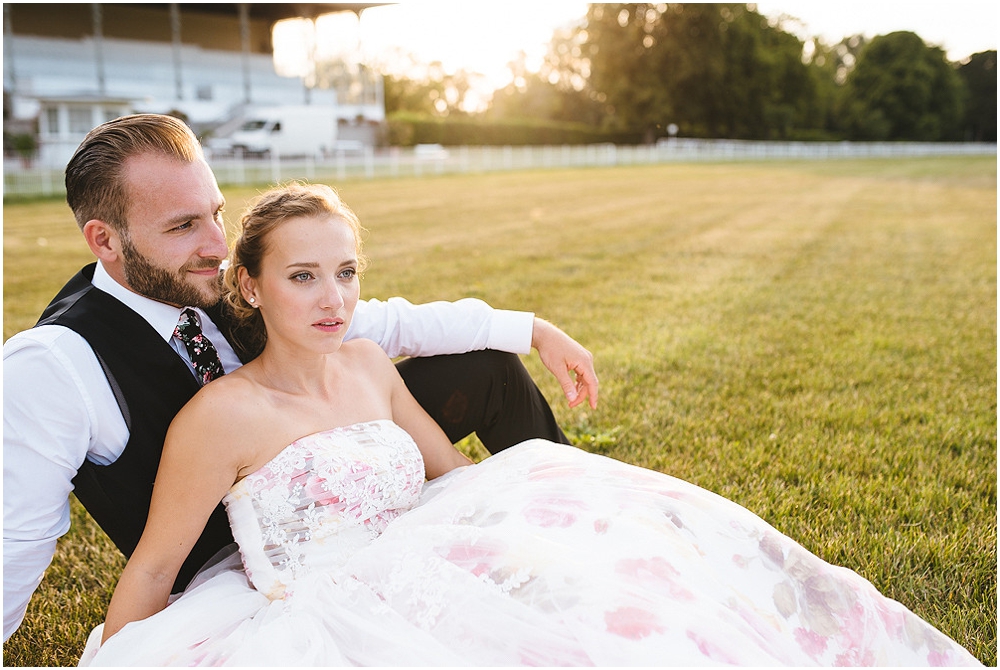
[754,1,997,60]
[275,1,997,108]
[354,1,591,83]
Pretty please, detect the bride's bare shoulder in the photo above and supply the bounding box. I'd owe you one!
[170,369,269,437]
[343,338,394,367]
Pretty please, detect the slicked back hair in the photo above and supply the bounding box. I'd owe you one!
[64,114,203,232]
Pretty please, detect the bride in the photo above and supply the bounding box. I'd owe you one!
[81,182,980,666]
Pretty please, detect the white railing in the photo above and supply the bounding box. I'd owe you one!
[4,140,995,197]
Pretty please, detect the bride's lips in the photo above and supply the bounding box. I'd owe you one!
[313,317,345,332]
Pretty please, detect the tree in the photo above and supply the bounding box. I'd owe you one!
[958,50,997,142]
[5,132,37,167]
[578,3,817,140]
[842,31,965,141]
[487,43,606,126]
[714,5,816,139]
[798,35,868,138]
[581,4,672,138]
[381,61,477,117]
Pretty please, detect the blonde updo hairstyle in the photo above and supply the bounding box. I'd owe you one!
[223,182,368,356]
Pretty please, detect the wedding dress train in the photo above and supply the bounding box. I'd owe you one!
[81,420,980,666]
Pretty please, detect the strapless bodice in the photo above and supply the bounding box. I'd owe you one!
[222,419,425,599]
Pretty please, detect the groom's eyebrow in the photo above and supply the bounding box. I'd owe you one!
[157,209,200,227]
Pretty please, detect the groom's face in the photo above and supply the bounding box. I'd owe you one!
[117,153,229,308]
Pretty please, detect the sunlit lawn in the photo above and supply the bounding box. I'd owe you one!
[3,156,996,666]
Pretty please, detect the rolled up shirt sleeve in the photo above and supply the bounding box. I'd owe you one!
[346,296,534,358]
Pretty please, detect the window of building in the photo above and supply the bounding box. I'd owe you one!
[196,85,213,101]
[68,107,93,134]
[44,107,60,136]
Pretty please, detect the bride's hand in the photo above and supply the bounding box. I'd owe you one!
[531,319,599,410]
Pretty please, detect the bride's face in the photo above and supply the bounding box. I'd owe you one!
[244,214,361,353]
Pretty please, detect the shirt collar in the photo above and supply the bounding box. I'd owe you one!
[92,261,194,344]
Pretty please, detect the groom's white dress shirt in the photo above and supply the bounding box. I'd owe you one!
[3,261,534,640]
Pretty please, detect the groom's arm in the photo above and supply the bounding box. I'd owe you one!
[347,297,598,409]
[2,330,107,641]
[346,296,534,358]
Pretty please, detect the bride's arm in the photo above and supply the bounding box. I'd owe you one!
[392,378,475,479]
[101,387,247,643]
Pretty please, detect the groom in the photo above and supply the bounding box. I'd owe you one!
[3,114,599,641]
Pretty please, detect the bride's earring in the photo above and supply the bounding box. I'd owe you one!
[248,296,258,308]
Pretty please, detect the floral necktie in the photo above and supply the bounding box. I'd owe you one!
[173,308,225,385]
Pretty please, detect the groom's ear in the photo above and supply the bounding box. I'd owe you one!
[83,219,122,263]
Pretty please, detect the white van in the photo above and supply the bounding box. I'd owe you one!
[223,106,338,157]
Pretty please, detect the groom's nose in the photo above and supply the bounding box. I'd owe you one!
[198,219,229,260]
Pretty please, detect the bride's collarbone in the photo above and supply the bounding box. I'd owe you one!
[260,381,389,421]
[217,364,394,478]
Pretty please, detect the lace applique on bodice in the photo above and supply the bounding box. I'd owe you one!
[223,420,425,600]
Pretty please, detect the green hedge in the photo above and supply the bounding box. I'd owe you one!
[386,112,644,146]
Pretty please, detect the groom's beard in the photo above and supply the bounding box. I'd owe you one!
[120,234,224,309]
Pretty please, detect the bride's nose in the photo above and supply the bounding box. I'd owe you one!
[320,280,346,310]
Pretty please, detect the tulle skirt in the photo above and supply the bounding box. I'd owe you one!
[82,440,981,666]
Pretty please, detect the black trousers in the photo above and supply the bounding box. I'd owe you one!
[395,350,570,454]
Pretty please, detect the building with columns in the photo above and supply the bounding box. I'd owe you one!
[3,3,385,167]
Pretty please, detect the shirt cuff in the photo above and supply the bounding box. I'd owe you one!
[486,310,534,355]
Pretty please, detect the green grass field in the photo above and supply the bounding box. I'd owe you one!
[3,157,996,666]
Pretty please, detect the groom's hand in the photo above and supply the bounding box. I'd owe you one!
[531,318,599,410]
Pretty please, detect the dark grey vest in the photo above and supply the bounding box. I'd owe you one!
[37,263,248,592]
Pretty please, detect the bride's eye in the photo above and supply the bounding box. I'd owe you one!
[291,272,313,282]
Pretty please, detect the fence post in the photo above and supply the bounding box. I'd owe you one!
[336,150,346,181]
[460,145,470,175]
[270,148,281,184]
[234,149,245,185]
[365,146,375,179]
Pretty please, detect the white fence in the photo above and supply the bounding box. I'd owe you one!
[4,139,995,198]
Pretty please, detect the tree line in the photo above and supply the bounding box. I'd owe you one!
[383,3,996,145]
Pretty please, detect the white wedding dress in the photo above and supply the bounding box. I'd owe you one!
[81,420,980,666]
